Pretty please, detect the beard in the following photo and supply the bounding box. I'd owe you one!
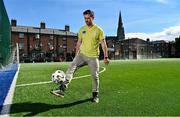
[86,21,92,26]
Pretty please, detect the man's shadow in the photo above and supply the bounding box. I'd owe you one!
[1,98,91,116]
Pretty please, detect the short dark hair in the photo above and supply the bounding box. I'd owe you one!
[83,9,94,19]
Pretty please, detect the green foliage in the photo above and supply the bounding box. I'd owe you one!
[174,36,180,52]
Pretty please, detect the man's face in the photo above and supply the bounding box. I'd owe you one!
[84,14,94,26]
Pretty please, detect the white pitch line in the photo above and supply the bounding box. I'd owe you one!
[16,67,106,87]
[16,81,53,87]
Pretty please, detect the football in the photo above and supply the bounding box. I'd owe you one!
[51,70,66,84]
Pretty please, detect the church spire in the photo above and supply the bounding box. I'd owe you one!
[117,11,125,41]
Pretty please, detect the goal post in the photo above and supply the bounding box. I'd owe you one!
[16,43,20,65]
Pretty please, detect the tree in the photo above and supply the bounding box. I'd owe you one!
[173,36,180,57]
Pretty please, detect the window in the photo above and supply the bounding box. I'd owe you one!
[49,45,54,50]
[50,35,53,40]
[32,53,36,58]
[35,34,40,39]
[19,33,24,39]
[35,44,39,49]
[63,48,66,51]
[63,44,67,49]
[63,37,67,41]
[157,48,160,51]
[20,39,24,43]
[19,43,24,50]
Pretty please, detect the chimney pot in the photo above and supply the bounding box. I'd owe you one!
[40,22,46,29]
[65,25,70,31]
[11,19,17,26]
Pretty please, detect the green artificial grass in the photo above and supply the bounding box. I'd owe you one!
[10,59,180,116]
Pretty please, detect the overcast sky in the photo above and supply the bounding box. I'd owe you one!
[4,0,180,41]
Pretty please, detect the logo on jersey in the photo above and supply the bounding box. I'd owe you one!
[82,31,86,35]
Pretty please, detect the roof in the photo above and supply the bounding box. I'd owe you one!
[106,36,118,40]
[151,40,168,44]
[11,26,77,36]
[125,37,146,41]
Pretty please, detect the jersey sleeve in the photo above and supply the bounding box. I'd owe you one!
[78,28,82,41]
[99,28,105,41]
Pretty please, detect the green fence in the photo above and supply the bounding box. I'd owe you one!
[0,0,11,68]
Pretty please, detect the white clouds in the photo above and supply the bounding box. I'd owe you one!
[126,25,180,41]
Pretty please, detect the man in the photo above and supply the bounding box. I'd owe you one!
[51,9,109,103]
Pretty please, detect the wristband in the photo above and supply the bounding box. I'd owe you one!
[104,57,108,59]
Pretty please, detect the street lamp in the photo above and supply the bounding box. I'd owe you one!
[65,30,68,61]
[113,40,115,60]
[128,39,130,59]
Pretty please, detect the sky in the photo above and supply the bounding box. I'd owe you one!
[3,0,180,41]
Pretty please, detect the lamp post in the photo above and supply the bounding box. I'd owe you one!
[113,40,115,60]
[27,28,30,56]
[65,31,67,61]
[27,28,30,57]
[147,41,149,59]
[52,30,55,61]
[128,39,130,59]
[121,42,124,59]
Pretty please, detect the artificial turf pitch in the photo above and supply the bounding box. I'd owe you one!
[9,59,180,116]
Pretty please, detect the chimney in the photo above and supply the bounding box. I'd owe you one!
[40,22,46,29]
[11,19,17,26]
[65,25,70,31]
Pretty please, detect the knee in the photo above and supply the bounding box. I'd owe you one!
[92,73,99,80]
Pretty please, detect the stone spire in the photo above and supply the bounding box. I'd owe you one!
[117,11,125,41]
